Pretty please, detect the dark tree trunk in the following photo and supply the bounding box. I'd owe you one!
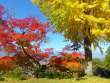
[84,36,92,61]
[84,35,93,75]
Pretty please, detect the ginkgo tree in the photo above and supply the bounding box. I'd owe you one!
[32,0,110,75]
[0,4,49,68]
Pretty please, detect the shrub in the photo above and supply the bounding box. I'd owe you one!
[93,57,110,78]
[0,56,16,71]
[18,74,29,80]
[0,71,5,81]
[103,47,110,70]
[37,70,73,79]
[4,67,25,79]
[93,66,110,78]
[35,65,73,79]
[93,47,110,78]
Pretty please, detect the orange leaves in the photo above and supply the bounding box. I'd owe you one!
[24,48,36,55]
[0,56,15,62]
[0,56,16,71]
[48,51,84,72]
[8,17,48,38]
[4,44,16,53]
[60,51,84,60]
[8,18,30,28]
[71,52,81,58]
[30,23,44,31]
[8,17,48,31]
[26,33,39,41]
[40,52,49,58]
[12,33,38,41]
[12,33,43,46]
[7,17,49,47]
[12,34,25,40]
[61,60,67,65]
[0,30,7,39]
[64,60,81,71]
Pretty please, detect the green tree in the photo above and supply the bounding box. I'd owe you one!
[32,0,110,75]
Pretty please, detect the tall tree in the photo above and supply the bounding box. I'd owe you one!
[32,0,110,75]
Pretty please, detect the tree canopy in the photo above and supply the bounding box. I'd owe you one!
[0,4,49,54]
[32,0,110,46]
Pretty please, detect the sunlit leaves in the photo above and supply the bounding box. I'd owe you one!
[33,0,110,49]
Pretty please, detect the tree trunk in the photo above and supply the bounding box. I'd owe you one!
[73,72,79,80]
[84,36,93,75]
[21,46,41,67]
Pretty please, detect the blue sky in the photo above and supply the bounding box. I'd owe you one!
[0,0,109,58]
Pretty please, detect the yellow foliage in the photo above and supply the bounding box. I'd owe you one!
[31,0,38,4]
[32,0,110,42]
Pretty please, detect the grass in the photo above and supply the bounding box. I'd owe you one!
[0,76,110,83]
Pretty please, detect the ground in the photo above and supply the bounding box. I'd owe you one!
[1,76,110,83]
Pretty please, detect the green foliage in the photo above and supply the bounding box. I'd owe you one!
[1,76,110,83]
[37,71,73,79]
[93,53,110,78]
[0,71,5,81]
[103,46,110,70]
[92,58,104,69]
[92,46,110,71]
[34,65,73,79]
[35,65,85,79]
[4,67,26,79]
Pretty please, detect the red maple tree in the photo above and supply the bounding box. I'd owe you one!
[0,5,49,68]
